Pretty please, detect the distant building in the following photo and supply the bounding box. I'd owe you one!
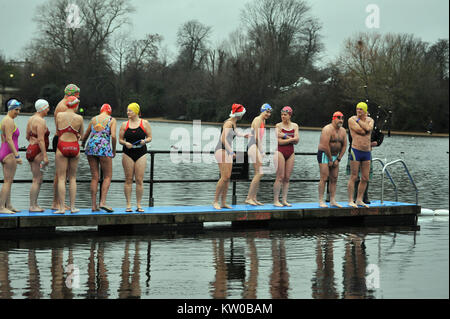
[0,86,20,112]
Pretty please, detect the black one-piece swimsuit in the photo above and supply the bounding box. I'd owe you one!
[123,120,147,162]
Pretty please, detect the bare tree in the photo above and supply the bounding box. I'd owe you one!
[176,20,212,70]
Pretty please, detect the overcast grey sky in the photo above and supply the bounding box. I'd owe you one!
[0,0,449,64]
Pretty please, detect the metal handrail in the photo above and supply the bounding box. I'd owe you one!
[381,159,418,204]
[372,158,398,201]
[3,148,319,207]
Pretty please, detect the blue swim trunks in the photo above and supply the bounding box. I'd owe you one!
[349,147,372,162]
[317,150,338,164]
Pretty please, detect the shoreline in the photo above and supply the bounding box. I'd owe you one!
[4,113,449,137]
[145,117,449,137]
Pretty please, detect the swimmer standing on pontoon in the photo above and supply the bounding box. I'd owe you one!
[347,102,374,208]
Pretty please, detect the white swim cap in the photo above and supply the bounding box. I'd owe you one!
[35,99,49,112]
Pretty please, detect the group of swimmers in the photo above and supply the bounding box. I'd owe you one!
[0,84,152,214]
[213,101,374,210]
[0,82,374,214]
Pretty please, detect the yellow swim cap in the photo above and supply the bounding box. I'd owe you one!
[128,102,140,115]
[356,102,368,113]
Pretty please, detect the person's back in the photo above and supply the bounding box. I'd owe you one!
[57,111,82,142]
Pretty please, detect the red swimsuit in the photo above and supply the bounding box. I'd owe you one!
[57,124,80,158]
[26,129,50,162]
[277,128,295,160]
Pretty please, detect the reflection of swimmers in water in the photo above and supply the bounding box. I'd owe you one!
[0,251,13,299]
[24,249,42,299]
[50,248,74,299]
[243,237,259,299]
[270,239,289,299]
[210,239,228,298]
[312,236,338,299]
[342,234,373,299]
[118,241,141,298]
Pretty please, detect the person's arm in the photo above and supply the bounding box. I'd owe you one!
[119,122,132,149]
[81,119,92,147]
[110,118,117,156]
[348,117,366,135]
[139,120,152,146]
[221,121,234,154]
[339,129,347,161]
[3,119,21,164]
[36,120,49,165]
[357,117,373,133]
[78,115,84,141]
[290,123,300,145]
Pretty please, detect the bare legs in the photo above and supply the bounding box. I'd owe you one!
[29,153,44,212]
[347,160,370,208]
[54,150,80,214]
[318,163,341,208]
[122,154,147,211]
[87,156,113,211]
[213,150,233,209]
[0,155,17,214]
[273,152,294,207]
[246,145,263,205]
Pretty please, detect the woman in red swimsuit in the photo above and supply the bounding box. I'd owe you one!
[25,99,51,212]
[54,96,84,214]
[273,106,299,207]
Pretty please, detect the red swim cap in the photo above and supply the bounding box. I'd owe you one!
[66,96,80,109]
[100,103,112,115]
[332,111,344,120]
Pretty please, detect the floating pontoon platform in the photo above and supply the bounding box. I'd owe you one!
[0,201,420,236]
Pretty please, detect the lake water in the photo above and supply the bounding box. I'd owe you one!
[0,115,448,299]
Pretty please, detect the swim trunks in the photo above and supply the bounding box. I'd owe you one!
[317,150,338,164]
[349,147,371,162]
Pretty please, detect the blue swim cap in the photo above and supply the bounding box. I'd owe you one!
[7,99,22,111]
[260,103,272,113]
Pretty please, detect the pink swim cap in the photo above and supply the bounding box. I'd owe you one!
[281,106,292,115]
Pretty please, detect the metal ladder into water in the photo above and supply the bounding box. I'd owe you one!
[372,158,419,204]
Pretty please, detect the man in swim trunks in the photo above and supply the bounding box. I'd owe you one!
[51,84,80,210]
[347,102,374,208]
[317,111,347,208]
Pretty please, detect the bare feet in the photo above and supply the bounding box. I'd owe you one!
[356,200,369,208]
[221,204,232,209]
[274,201,284,207]
[0,208,15,214]
[70,208,80,214]
[330,201,342,208]
[213,202,221,210]
[51,204,70,210]
[282,201,292,207]
[92,207,100,212]
[7,206,20,213]
[245,199,258,206]
[29,206,45,212]
[53,210,65,214]
[254,200,264,205]
[348,201,358,208]
[319,201,328,208]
